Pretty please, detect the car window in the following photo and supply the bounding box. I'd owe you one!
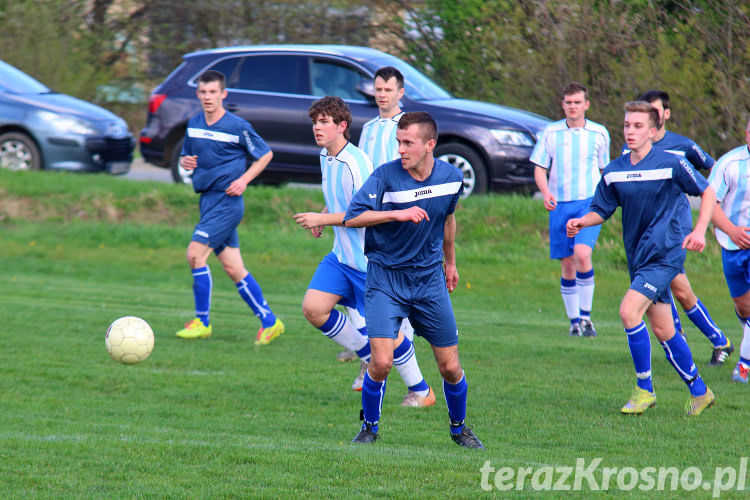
[207,57,241,84]
[309,59,368,101]
[0,60,50,94]
[232,55,308,95]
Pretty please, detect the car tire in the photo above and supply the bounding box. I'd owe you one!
[169,137,193,185]
[434,143,487,197]
[0,132,41,171]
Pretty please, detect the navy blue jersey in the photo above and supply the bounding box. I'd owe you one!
[344,158,463,269]
[591,148,708,275]
[182,111,271,193]
[622,130,714,171]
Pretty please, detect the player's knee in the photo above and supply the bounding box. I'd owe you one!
[369,357,393,380]
[301,299,326,327]
[437,359,462,382]
[619,304,638,326]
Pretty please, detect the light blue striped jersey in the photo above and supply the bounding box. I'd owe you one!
[357,112,403,169]
[530,119,610,201]
[708,145,750,250]
[320,142,374,272]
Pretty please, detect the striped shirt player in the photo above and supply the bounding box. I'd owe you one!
[358,112,404,169]
[708,141,750,382]
[623,129,731,358]
[531,115,610,336]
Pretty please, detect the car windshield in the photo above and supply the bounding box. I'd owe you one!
[0,60,50,94]
[372,55,452,101]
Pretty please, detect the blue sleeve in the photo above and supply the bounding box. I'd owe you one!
[344,173,384,222]
[241,121,271,160]
[446,183,464,214]
[673,158,708,196]
[684,142,715,171]
[589,175,618,221]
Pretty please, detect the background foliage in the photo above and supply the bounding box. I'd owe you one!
[0,0,748,156]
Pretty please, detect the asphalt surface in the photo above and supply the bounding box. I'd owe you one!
[123,158,173,183]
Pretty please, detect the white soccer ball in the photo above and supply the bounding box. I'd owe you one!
[105,316,154,365]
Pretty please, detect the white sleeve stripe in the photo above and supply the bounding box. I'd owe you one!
[383,181,462,204]
[187,127,240,144]
[604,168,672,185]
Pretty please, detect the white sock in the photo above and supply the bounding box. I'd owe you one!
[742,319,750,362]
[400,318,415,341]
[577,271,595,316]
[320,309,368,352]
[560,278,579,322]
[393,337,429,395]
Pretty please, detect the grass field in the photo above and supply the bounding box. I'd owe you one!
[1,169,747,498]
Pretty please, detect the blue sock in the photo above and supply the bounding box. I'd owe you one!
[670,299,684,334]
[236,272,276,328]
[361,371,386,434]
[393,337,429,392]
[662,333,706,397]
[685,298,727,347]
[443,373,468,435]
[192,266,212,327]
[319,309,344,338]
[626,322,653,393]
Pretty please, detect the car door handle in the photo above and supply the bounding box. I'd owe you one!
[225,103,239,112]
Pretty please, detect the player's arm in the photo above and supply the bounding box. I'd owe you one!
[682,186,716,252]
[566,211,605,238]
[227,150,273,196]
[534,166,556,211]
[344,206,429,227]
[712,202,750,249]
[294,206,345,230]
[443,213,458,293]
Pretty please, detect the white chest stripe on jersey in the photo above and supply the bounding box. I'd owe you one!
[604,168,672,185]
[382,181,462,204]
[187,127,240,144]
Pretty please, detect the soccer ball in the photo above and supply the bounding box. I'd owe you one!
[105,316,154,365]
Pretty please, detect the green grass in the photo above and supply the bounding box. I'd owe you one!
[0,169,746,499]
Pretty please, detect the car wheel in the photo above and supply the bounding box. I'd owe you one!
[435,143,487,197]
[0,132,41,171]
[169,137,193,185]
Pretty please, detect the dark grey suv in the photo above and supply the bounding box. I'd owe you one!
[140,45,550,196]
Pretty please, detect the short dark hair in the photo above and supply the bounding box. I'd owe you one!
[308,96,352,140]
[562,82,588,99]
[374,66,404,89]
[624,101,659,128]
[398,111,437,142]
[197,70,226,90]
[638,90,670,110]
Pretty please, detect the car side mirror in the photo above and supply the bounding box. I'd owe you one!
[356,79,375,101]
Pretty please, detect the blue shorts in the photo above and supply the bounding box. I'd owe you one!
[629,262,679,303]
[722,248,750,298]
[549,198,601,259]
[365,261,458,348]
[192,191,243,255]
[308,252,366,316]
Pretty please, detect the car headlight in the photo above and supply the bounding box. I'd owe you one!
[490,129,535,147]
[37,110,97,135]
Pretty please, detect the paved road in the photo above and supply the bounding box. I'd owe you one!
[124,158,173,183]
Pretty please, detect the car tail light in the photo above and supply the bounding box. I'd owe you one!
[148,93,167,114]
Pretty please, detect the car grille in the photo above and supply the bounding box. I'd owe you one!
[85,137,134,162]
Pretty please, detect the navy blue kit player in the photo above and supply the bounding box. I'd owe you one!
[344,111,483,448]
[567,101,716,416]
[176,70,284,344]
[623,90,733,366]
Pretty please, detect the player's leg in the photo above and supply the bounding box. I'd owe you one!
[573,243,596,337]
[560,256,581,336]
[176,240,214,339]
[722,249,750,382]
[619,287,657,414]
[393,328,434,407]
[649,300,715,416]
[217,245,283,344]
[302,288,371,363]
[671,273,732,364]
[551,201,583,336]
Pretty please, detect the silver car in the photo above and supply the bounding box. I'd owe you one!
[0,60,134,175]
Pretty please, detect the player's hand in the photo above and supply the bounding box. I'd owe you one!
[225,178,247,196]
[180,155,198,171]
[444,262,458,293]
[310,225,323,238]
[728,225,750,249]
[293,212,323,233]
[682,231,706,252]
[566,218,583,237]
[395,206,429,224]
[543,192,557,211]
